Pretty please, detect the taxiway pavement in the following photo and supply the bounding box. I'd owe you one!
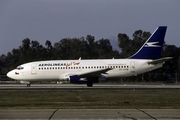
[0,109,180,120]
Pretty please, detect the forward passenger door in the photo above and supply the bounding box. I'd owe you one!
[31,64,37,74]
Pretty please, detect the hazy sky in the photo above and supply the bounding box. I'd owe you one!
[0,0,179,55]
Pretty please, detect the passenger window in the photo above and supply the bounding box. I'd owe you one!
[16,66,24,70]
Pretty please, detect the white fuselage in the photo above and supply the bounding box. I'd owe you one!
[7,59,163,83]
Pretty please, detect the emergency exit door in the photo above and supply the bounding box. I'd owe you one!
[130,61,135,72]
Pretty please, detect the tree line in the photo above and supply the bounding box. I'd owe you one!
[0,29,179,82]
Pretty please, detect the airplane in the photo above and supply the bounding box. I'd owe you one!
[7,26,172,87]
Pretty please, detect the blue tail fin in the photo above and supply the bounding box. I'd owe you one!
[129,26,167,59]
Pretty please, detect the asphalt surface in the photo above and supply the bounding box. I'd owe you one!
[0,109,180,120]
[1,83,180,90]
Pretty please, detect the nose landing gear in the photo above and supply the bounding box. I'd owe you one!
[27,84,31,87]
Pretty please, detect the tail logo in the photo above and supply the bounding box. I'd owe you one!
[145,42,160,47]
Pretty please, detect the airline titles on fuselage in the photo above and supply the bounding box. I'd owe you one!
[38,62,80,67]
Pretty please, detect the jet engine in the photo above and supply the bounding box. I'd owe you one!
[59,74,106,87]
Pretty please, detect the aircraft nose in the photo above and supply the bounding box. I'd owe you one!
[7,70,14,79]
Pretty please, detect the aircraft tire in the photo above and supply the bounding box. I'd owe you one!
[87,83,93,87]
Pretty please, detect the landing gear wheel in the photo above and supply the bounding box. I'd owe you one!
[27,84,31,87]
[87,83,93,87]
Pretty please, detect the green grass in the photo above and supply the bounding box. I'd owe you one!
[0,90,180,109]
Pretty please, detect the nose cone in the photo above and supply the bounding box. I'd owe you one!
[7,70,19,80]
[7,70,14,79]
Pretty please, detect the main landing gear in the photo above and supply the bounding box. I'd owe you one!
[87,82,93,87]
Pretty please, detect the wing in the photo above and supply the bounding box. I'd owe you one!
[148,57,172,64]
[78,68,112,78]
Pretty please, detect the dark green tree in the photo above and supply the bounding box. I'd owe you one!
[118,30,151,58]
[45,40,53,59]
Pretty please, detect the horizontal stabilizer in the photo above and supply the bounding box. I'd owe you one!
[148,57,173,64]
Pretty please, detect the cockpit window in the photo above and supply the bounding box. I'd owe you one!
[16,66,24,70]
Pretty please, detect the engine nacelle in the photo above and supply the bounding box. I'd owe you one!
[59,74,106,84]
[69,75,79,83]
[69,75,99,84]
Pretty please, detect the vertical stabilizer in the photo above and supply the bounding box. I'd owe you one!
[129,26,167,59]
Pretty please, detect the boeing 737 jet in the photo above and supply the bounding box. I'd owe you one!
[7,26,172,87]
